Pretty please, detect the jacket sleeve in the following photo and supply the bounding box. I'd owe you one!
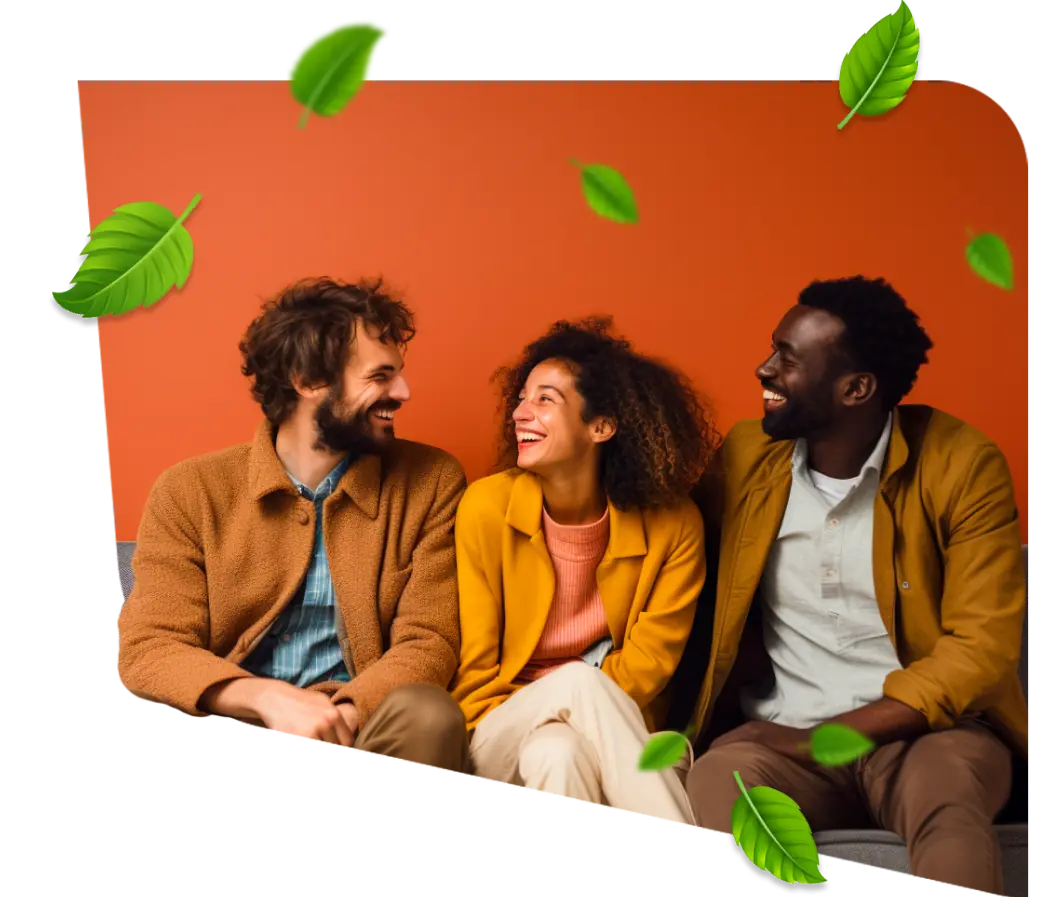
[448,485,516,729]
[118,469,254,716]
[332,457,466,724]
[664,438,730,733]
[602,501,706,711]
[882,444,1026,729]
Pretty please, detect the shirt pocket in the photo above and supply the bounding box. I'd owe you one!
[833,601,891,654]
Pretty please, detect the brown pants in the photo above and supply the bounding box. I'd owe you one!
[245,683,470,770]
[687,722,1012,894]
[354,683,469,771]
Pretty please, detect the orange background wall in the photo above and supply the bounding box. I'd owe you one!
[80,82,1028,542]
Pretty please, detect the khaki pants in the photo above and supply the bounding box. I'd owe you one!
[687,721,1012,894]
[469,662,694,823]
[245,683,470,771]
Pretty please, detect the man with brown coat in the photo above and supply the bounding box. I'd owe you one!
[680,277,1027,894]
[118,277,469,769]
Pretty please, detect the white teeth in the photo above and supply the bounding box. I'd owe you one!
[763,390,786,402]
[518,433,544,442]
[375,410,394,420]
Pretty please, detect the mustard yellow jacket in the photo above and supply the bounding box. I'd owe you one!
[684,406,1027,757]
[450,469,706,731]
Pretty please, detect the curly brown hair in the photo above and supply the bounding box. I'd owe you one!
[493,317,720,509]
[239,276,415,428]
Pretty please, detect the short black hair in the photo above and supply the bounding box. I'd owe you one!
[492,316,719,509]
[799,276,933,410]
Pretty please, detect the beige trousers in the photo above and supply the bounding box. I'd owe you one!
[469,661,694,823]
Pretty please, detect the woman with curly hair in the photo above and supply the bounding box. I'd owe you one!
[450,317,719,821]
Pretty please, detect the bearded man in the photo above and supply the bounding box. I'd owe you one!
[118,277,469,770]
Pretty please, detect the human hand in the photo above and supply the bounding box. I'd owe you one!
[710,720,813,763]
[334,701,360,742]
[253,680,357,746]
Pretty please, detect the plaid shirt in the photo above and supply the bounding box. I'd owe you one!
[241,456,353,687]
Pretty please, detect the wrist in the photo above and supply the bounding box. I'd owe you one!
[203,676,278,719]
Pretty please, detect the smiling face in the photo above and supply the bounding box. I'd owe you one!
[313,323,410,454]
[512,359,614,475]
[755,305,857,441]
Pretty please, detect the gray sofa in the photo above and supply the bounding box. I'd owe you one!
[115,541,1028,894]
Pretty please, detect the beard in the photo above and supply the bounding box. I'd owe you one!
[313,392,400,457]
[760,382,835,442]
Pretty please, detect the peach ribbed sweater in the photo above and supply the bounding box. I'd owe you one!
[516,507,611,682]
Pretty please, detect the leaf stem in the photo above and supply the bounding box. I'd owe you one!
[175,193,202,227]
[298,107,311,130]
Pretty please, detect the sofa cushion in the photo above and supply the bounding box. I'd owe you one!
[815,825,1027,897]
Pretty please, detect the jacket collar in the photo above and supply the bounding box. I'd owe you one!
[505,470,647,558]
[763,406,910,489]
[248,420,380,518]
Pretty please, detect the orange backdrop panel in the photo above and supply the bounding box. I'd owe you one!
[80,82,1028,542]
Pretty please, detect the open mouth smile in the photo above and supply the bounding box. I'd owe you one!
[762,388,787,412]
[516,430,546,450]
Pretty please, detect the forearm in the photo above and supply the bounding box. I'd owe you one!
[827,697,929,746]
[200,676,276,719]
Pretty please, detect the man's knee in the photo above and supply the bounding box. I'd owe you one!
[687,742,777,832]
[895,729,1012,829]
[384,683,466,737]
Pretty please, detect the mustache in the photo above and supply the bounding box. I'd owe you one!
[369,399,403,413]
[760,379,787,397]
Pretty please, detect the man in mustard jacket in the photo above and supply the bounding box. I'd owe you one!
[683,276,1026,894]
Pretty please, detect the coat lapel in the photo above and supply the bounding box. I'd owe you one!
[501,474,557,679]
[715,457,792,658]
[328,453,385,668]
[597,504,648,644]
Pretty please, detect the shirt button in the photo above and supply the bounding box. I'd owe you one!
[828,518,840,528]
[282,634,292,643]
[824,568,837,579]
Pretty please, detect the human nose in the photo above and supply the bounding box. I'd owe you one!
[389,374,410,403]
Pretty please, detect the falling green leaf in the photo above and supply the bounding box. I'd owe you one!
[966,233,1014,290]
[572,160,638,224]
[638,731,690,771]
[731,771,826,884]
[53,194,202,319]
[838,2,919,130]
[291,25,383,129]
[811,723,876,767]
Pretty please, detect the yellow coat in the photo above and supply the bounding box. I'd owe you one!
[450,469,706,731]
[685,406,1028,757]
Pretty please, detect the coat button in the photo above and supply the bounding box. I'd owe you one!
[298,509,310,525]
[901,581,910,589]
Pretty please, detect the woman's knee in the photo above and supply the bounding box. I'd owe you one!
[519,723,590,778]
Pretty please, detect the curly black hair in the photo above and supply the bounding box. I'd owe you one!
[799,276,934,410]
[492,317,720,510]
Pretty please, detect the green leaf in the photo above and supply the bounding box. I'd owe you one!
[837,2,919,130]
[638,731,690,771]
[966,233,1014,290]
[53,194,202,319]
[291,25,383,129]
[573,160,639,224]
[731,771,826,884]
[810,723,876,767]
